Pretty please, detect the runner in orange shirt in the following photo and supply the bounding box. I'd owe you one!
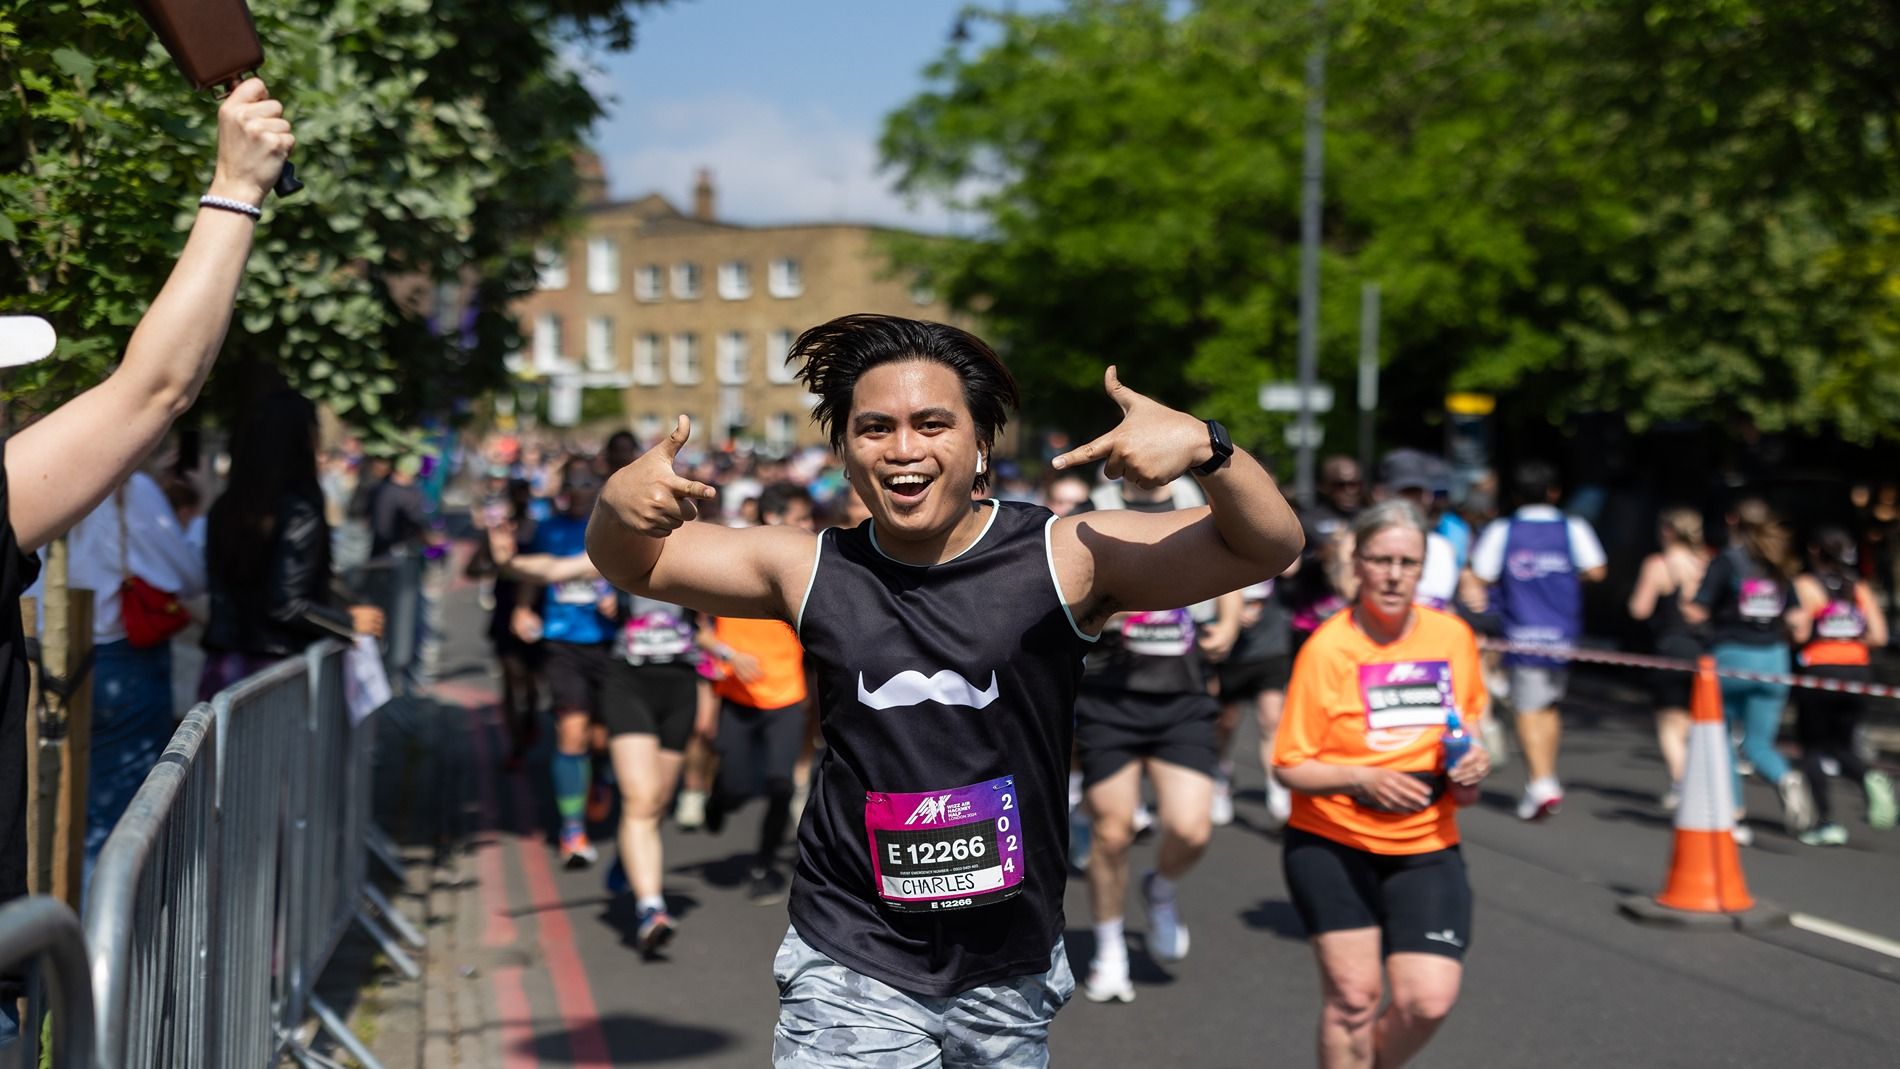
[1273,499,1492,1069]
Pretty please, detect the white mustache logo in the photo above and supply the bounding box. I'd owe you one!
[856,669,1000,710]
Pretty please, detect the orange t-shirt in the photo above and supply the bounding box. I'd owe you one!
[712,616,808,710]
[1273,606,1485,855]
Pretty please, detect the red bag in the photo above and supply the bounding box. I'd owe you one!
[118,484,190,649]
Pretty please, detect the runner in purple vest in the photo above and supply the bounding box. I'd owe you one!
[1469,461,1605,821]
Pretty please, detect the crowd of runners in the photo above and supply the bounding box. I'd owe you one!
[455,314,1894,1068]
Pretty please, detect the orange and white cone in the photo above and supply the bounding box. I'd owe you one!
[1622,656,1789,928]
[1653,657,1754,913]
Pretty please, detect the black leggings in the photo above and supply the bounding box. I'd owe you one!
[714,700,805,869]
[1796,664,1872,824]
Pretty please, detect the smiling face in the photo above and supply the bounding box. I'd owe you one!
[843,359,987,559]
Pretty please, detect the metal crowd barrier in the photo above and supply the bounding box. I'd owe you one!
[82,641,421,1069]
[0,897,94,1069]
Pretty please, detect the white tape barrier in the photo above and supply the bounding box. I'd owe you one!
[1478,639,1900,700]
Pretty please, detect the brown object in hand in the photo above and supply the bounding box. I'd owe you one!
[132,0,264,89]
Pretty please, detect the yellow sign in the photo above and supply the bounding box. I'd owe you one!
[1445,392,1496,416]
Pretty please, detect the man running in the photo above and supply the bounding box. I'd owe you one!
[1073,477,1241,1002]
[1469,460,1604,820]
[586,314,1301,1066]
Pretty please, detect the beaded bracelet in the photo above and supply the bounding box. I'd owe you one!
[198,194,262,220]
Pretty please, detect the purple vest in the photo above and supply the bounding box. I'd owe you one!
[1497,516,1581,668]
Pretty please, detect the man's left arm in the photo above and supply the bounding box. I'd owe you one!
[1571,517,1608,583]
[1048,368,1303,630]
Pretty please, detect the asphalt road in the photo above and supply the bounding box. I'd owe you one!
[435,586,1900,1068]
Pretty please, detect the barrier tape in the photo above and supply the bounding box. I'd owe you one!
[1477,639,1900,701]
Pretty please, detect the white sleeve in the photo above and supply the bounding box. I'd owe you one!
[1567,517,1607,572]
[1469,520,1509,583]
[127,473,208,596]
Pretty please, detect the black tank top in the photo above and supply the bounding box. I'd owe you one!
[790,500,1092,995]
[1080,496,1206,695]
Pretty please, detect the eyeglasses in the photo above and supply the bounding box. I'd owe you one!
[1357,554,1423,574]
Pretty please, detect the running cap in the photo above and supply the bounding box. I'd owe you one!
[0,316,56,368]
[1380,449,1441,494]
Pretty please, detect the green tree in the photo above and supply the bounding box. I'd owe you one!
[0,0,660,438]
[882,0,1900,452]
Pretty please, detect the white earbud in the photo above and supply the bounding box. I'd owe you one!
[976,452,987,475]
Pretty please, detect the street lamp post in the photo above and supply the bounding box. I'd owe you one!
[1294,0,1326,509]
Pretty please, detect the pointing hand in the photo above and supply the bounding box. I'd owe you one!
[1050,367,1212,489]
[600,415,719,537]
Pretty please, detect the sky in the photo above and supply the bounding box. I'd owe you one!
[580,0,1056,232]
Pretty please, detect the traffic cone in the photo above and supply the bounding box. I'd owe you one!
[1620,657,1786,929]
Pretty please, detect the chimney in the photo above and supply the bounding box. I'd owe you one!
[693,168,716,221]
[573,151,609,206]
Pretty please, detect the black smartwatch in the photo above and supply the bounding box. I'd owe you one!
[1192,419,1233,476]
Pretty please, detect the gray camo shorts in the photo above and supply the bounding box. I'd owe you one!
[772,925,1075,1068]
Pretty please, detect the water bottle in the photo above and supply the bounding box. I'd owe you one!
[1442,711,1479,807]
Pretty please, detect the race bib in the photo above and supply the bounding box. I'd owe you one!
[621,611,695,663]
[1120,609,1196,657]
[1359,660,1454,732]
[1815,601,1867,641]
[554,578,602,606]
[863,775,1024,913]
[1739,578,1784,621]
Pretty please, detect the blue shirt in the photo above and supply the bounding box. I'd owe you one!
[527,514,611,645]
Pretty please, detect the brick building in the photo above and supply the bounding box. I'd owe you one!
[512,162,961,451]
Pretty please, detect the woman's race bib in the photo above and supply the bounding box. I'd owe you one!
[553,578,604,605]
[1738,578,1785,621]
[1359,660,1454,732]
[863,775,1024,913]
[1814,600,1867,641]
[621,610,696,664]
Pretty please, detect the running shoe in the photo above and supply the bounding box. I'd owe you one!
[1798,823,1848,847]
[1082,957,1135,1004]
[675,789,707,831]
[1131,803,1155,838]
[558,827,598,870]
[635,905,677,957]
[1659,784,1681,813]
[1142,870,1189,963]
[586,779,616,825]
[1515,782,1562,822]
[746,867,789,907]
[1731,823,1753,848]
[1777,771,1816,836]
[1865,770,1896,830]
[1265,774,1292,830]
[1209,776,1235,828]
[605,857,631,896]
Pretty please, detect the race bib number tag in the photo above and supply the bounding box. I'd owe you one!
[554,578,601,606]
[864,775,1024,913]
[1120,609,1196,657]
[1360,660,1453,732]
[1815,603,1866,640]
[1739,579,1784,621]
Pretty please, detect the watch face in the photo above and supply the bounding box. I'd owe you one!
[1208,420,1233,454]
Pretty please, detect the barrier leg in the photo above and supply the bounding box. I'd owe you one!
[363,883,426,950]
[308,993,389,1069]
[354,906,420,980]
[365,823,407,883]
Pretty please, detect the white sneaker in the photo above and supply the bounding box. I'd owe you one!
[1083,957,1135,1003]
[1209,777,1234,827]
[1731,823,1754,848]
[1142,870,1189,963]
[1131,803,1155,837]
[675,789,707,830]
[1515,781,1562,822]
[1265,775,1292,829]
[1777,771,1816,836]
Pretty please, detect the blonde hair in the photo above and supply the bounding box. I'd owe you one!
[1733,497,1798,580]
[1659,507,1704,551]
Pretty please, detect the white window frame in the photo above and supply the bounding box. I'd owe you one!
[535,246,568,290]
[716,331,749,385]
[636,413,664,444]
[768,257,803,298]
[584,315,615,371]
[632,333,663,385]
[717,261,751,300]
[670,332,701,384]
[585,237,619,294]
[765,328,799,385]
[635,264,663,302]
[532,313,564,368]
[766,411,796,453]
[672,262,702,299]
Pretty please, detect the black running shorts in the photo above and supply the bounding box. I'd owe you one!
[1217,654,1292,702]
[600,660,700,752]
[543,641,613,717]
[1074,689,1219,788]
[1282,826,1473,961]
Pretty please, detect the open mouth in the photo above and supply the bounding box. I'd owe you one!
[882,472,935,505]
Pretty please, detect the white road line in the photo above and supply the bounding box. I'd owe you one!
[1789,913,1900,961]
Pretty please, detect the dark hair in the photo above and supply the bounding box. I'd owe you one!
[758,481,813,520]
[1732,497,1799,580]
[604,430,639,469]
[207,389,323,588]
[792,314,1019,493]
[562,455,600,489]
[1512,460,1559,508]
[1807,526,1858,583]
